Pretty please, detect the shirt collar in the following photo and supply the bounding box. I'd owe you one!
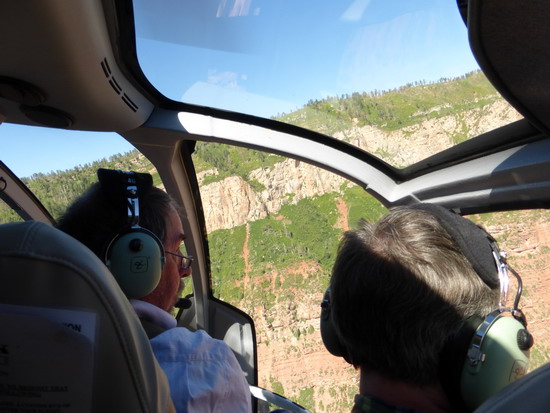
[130,299,177,330]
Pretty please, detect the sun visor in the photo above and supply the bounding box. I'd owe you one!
[468,0,550,136]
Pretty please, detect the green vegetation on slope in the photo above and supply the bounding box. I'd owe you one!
[210,187,388,309]
[193,142,283,185]
[278,71,499,135]
[248,194,341,276]
[210,225,247,303]
[343,184,388,228]
[0,200,24,224]
[1,150,155,223]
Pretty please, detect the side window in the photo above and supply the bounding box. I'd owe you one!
[1,124,139,222]
[0,197,25,224]
[1,124,195,317]
[193,142,387,412]
[195,142,550,412]
[20,151,153,222]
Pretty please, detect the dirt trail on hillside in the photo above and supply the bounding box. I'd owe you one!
[243,223,251,278]
[336,197,349,231]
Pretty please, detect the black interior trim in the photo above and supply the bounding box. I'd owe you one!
[468,0,550,138]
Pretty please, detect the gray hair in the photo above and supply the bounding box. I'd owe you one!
[330,207,499,384]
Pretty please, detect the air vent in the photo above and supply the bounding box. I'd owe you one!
[100,58,138,112]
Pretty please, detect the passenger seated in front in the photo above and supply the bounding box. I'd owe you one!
[57,169,251,413]
[321,204,532,412]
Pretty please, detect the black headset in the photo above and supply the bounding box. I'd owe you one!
[320,203,533,411]
[98,169,165,299]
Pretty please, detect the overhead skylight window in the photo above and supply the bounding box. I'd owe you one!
[133,0,522,168]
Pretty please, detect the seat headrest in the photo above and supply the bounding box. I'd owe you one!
[0,221,174,413]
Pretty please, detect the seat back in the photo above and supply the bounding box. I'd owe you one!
[474,362,550,412]
[0,221,175,413]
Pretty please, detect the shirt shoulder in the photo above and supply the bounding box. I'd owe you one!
[149,328,252,413]
[150,327,236,361]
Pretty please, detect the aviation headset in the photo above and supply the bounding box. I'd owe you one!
[320,203,533,411]
[98,169,165,299]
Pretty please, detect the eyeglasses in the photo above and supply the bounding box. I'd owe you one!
[165,251,193,271]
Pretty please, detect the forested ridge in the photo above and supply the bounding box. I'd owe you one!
[278,70,498,134]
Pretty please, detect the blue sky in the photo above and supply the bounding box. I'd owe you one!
[135,0,478,117]
[2,0,479,178]
[1,124,135,178]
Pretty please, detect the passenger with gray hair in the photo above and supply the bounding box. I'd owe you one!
[320,204,532,413]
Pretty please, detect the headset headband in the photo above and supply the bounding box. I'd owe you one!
[125,180,139,227]
[97,169,153,222]
[409,204,500,289]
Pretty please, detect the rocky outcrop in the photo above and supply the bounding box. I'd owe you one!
[201,159,348,232]
[201,175,269,231]
[338,99,523,167]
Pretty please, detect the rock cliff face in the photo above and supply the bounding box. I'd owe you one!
[338,99,523,167]
[201,175,269,232]
[200,159,348,232]
[199,99,522,232]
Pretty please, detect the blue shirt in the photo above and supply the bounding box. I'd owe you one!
[131,300,252,413]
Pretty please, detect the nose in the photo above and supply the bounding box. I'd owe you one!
[180,266,192,278]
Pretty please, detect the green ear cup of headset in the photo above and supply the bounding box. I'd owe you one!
[461,316,530,410]
[107,230,165,298]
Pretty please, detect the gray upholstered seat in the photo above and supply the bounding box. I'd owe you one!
[474,361,550,412]
[0,221,175,413]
